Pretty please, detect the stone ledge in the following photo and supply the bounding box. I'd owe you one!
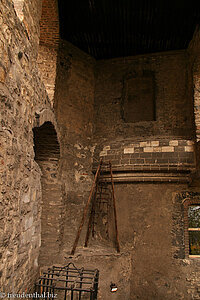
[92,164,195,183]
[93,163,195,172]
[99,172,191,183]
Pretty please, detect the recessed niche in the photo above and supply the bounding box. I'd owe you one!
[122,71,156,123]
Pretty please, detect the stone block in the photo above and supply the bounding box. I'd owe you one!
[161,146,174,152]
[144,147,153,152]
[169,140,179,146]
[185,146,194,152]
[21,227,34,244]
[153,146,162,152]
[150,141,159,146]
[24,215,33,230]
[187,140,194,145]
[140,141,151,147]
[22,193,30,203]
[124,147,134,154]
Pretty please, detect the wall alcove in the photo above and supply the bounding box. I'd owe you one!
[33,121,64,266]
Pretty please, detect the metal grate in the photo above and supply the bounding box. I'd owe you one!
[35,263,99,300]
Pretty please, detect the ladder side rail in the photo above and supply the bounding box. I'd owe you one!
[109,161,120,253]
[71,161,102,255]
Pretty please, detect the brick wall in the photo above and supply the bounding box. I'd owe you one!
[54,40,95,137]
[93,138,195,182]
[97,139,194,167]
[39,0,59,48]
[188,27,200,142]
[187,27,200,176]
[94,50,195,141]
[37,0,59,106]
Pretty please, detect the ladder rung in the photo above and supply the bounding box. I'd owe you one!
[97,192,110,195]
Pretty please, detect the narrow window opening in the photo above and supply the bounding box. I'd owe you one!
[188,205,200,256]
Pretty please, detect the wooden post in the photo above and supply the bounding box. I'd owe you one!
[109,161,120,253]
[71,161,102,255]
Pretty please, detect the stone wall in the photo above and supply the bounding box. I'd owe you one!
[0,0,59,293]
[13,0,42,57]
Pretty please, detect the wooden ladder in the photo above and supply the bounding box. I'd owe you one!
[71,160,120,255]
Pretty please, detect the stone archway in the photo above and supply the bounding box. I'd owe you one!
[33,121,65,266]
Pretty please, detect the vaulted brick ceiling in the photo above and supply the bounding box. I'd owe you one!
[58,0,200,60]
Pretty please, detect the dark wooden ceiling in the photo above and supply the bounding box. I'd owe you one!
[58,0,200,60]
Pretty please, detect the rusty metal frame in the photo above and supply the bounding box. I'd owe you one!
[35,263,99,300]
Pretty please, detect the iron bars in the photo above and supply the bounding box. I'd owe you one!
[35,263,99,300]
